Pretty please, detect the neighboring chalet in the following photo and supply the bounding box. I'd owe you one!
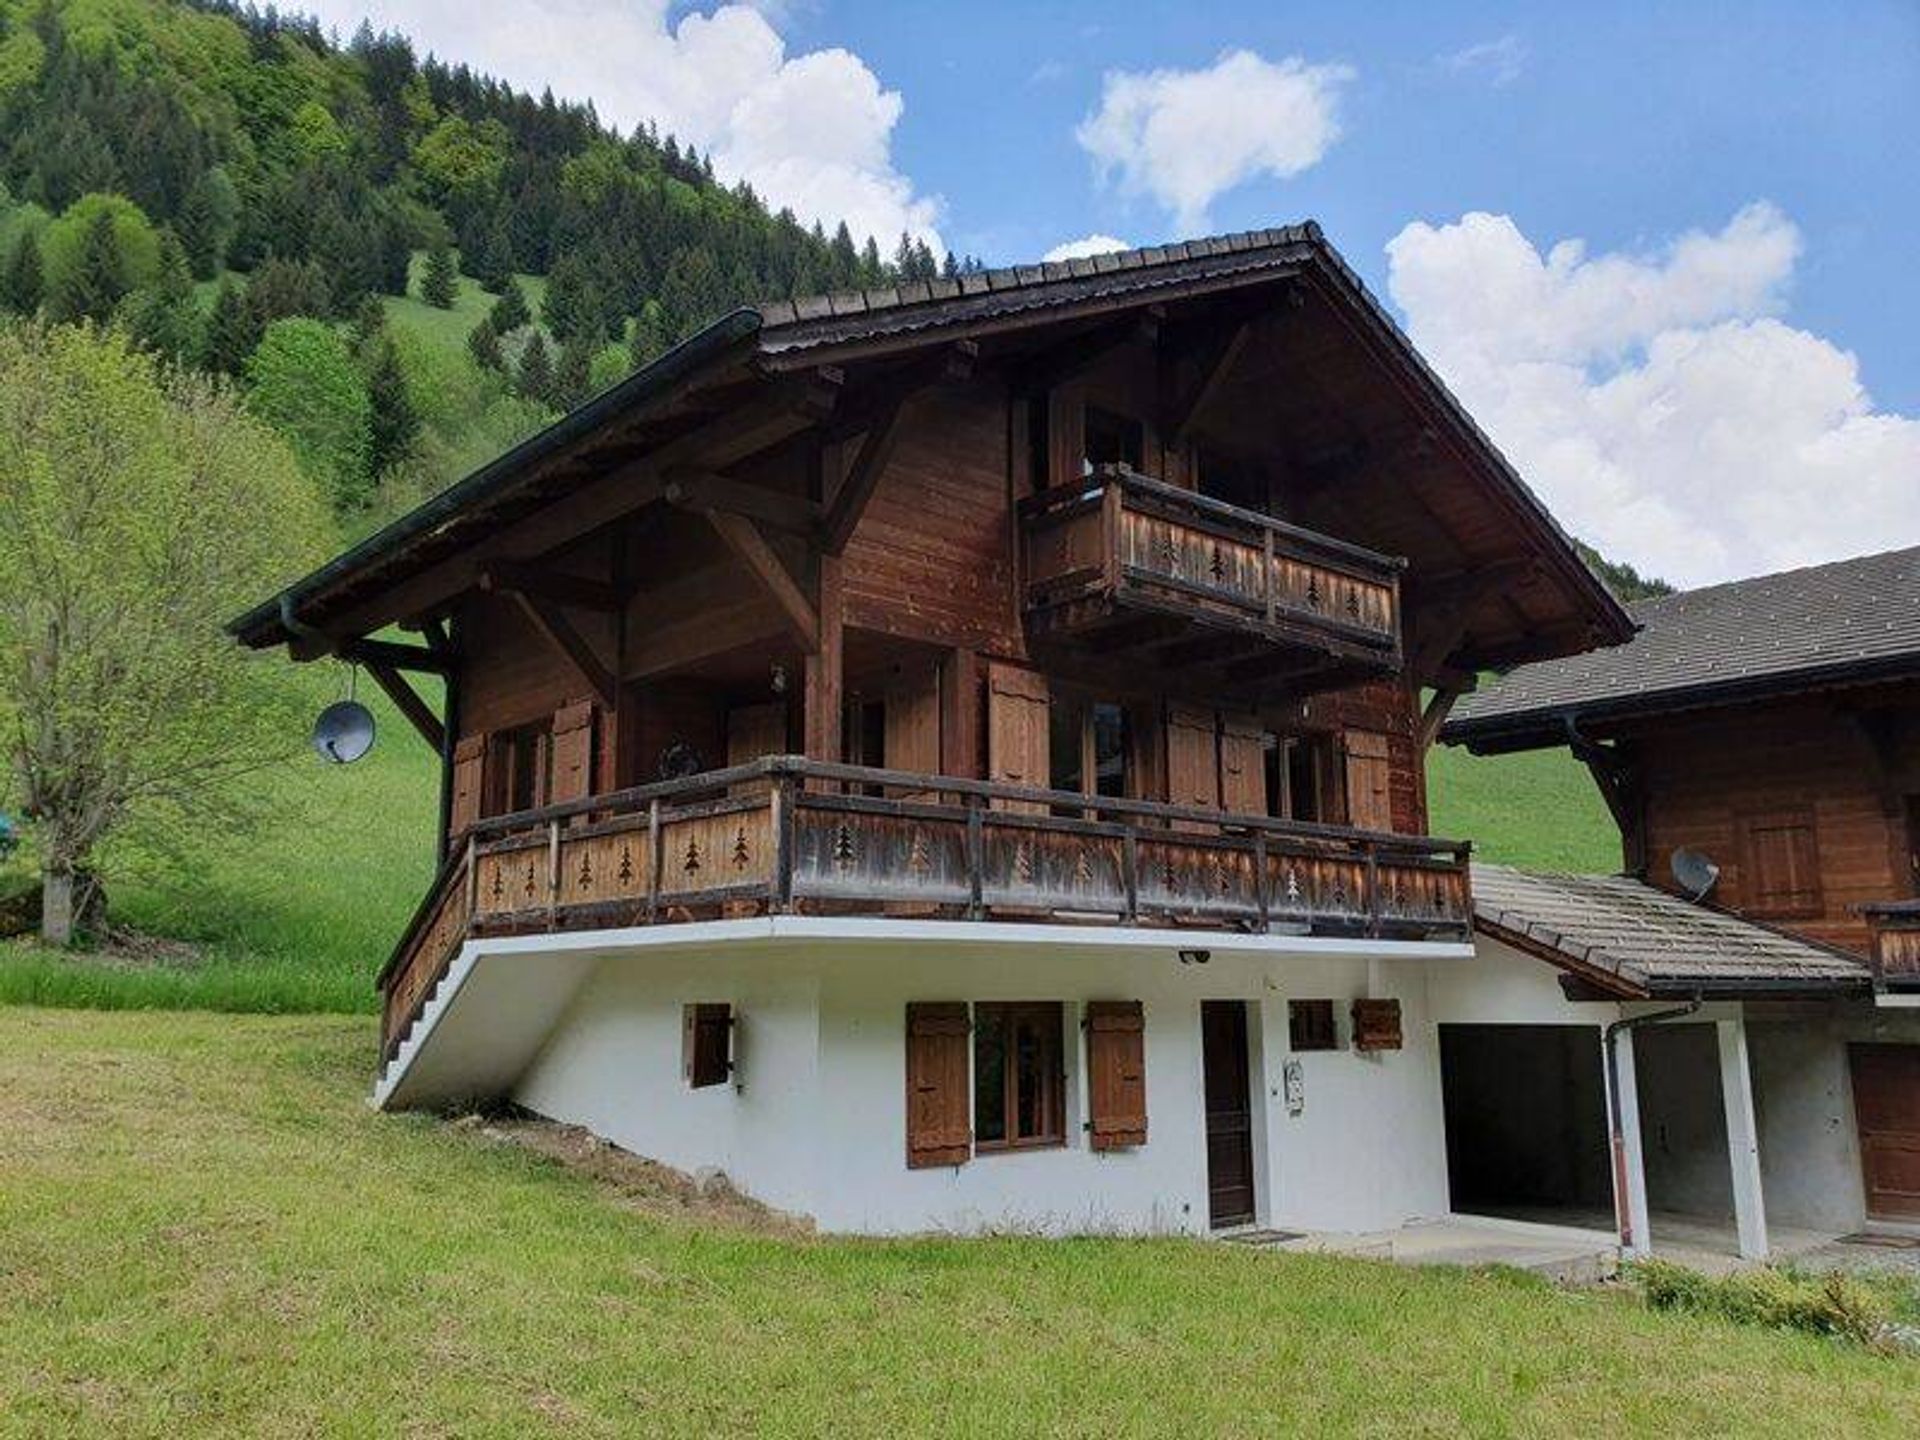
[235,222,1652,1238]
[1444,549,1920,1252]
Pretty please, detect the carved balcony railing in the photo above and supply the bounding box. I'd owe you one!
[1862,902,1920,991]
[376,756,1472,1060]
[1020,466,1405,687]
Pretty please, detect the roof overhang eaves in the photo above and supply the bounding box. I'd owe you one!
[1442,652,1920,753]
[227,309,765,649]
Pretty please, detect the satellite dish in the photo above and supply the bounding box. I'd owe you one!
[312,700,376,765]
[1671,846,1721,903]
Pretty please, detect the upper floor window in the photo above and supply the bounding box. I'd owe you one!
[1083,406,1144,476]
[488,719,552,816]
[1050,694,1134,804]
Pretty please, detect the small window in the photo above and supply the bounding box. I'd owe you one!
[1050,696,1134,811]
[682,1003,733,1088]
[1091,703,1129,799]
[1289,999,1338,1052]
[1738,809,1822,918]
[488,720,552,817]
[974,1002,1066,1151]
[1275,734,1339,824]
[1083,406,1144,476]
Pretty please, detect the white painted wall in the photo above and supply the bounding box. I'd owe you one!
[508,930,1463,1236]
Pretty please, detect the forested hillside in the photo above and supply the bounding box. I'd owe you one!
[0,0,968,522]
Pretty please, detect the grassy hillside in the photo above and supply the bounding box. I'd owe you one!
[7,1007,1916,1435]
[1427,743,1620,872]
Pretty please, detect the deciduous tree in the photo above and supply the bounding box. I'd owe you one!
[245,318,374,511]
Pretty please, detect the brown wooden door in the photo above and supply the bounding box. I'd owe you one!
[1219,713,1267,816]
[1851,1044,1920,1220]
[986,663,1049,813]
[1167,704,1220,833]
[1201,1000,1255,1228]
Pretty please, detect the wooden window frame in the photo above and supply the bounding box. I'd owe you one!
[1047,689,1137,810]
[1081,404,1145,478]
[487,718,553,818]
[1288,999,1338,1052]
[682,1003,733,1089]
[972,1001,1067,1154]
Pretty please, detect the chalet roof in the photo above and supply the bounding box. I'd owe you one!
[1472,863,1872,997]
[1445,544,1920,751]
[229,221,1630,656]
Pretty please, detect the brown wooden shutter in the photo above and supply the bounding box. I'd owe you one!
[905,1001,971,1167]
[550,701,596,806]
[449,733,486,838]
[885,665,942,775]
[1167,703,1220,831]
[1086,1000,1147,1150]
[1218,713,1267,816]
[1739,809,1822,917]
[987,663,1049,813]
[726,701,788,767]
[682,1003,733,1087]
[1342,730,1393,832]
[1351,997,1403,1052]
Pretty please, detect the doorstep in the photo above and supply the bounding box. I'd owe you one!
[1238,1214,1619,1285]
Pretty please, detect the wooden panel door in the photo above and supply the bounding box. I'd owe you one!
[1201,1000,1255,1228]
[987,663,1049,813]
[1219,713,1267,817]
[1343,730,1394,832]
[1851,1044,1920,1220]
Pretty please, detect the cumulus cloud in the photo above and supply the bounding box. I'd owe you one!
[1043,234,1131,262]
[1075,51,1353,234]
[1386,205,1920,587]
[301,1,941,252]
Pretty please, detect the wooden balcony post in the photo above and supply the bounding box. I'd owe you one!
[462,834,478,919]
[1364,842,1382,938]
[1262,526,1275,626]
[771,776,795,913]
[646,798,663,921]
[965,796,985,919]
[1122,826,1140,924]
[547,820,561,923]
[1252,834,1269,933]
[1100,479,1123,594]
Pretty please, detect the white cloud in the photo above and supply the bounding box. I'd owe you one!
[1075,50,1353,234]
[300,1,941,252]
[1386,206,1920,587]
[1043,234,1130,262]
[1438,35,1528,87]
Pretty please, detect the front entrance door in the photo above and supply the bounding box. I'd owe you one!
[1202,1000,1256,1228]
[1851,1044,1920,1220]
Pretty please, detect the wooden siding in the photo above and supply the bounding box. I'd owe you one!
[1628,691,1920,955]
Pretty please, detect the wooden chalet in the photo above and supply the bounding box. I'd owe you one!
[233,223,1637,1238]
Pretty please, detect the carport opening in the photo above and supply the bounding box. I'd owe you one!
[1440,1024,1612,1224]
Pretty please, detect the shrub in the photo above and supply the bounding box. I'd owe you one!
[1630,1260,1891,1348]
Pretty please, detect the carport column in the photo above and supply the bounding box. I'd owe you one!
[1611,1027,1653,1259]
[1717,1017,1769,1260]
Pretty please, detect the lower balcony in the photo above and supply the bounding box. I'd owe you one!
[379,756,1472,1059]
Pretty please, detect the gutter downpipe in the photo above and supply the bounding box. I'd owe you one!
[1604,997,1701,1255]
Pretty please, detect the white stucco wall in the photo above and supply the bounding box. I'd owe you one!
[508,929,1463,1236]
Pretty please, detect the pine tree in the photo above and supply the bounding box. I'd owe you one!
[553,333,593,411]
[49,207,131,323]
[516,330,553,405]
[121,232,200,363]
[467,317,504,371]
[350,294,388,352]
[468,214,514,292]
[628,299,669,371]
[176,167,237,280]
[489,277,530,333]
[421,238,457,308]
[1,231,43,315]
[202,276,259,376]
[366,338,420,474]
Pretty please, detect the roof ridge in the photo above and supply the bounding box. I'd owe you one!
[1632,540,1920,616]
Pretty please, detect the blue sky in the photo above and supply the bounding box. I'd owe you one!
[310,1,1919,585]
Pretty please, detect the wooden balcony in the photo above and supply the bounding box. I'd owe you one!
[1020,466,1405,692]
[378,756,1472,1059]
[1863,902,1920,991]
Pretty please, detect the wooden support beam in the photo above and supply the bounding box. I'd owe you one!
[365,662,445,752]
[940,646,981,779]
[336,636,449,675]
[510,591,615,708]
[705,510,819,648]
[480,561,622,613]
[822,396,908,555]
[805,555,844,763]
[1014,312,1159,394]
[662,469,822,537]
[1163,321,1251,447]
[1417,682,1467,753]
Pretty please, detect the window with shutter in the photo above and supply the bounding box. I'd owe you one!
[682,1003,732,1088]
[1738,809,1823,917]
[1351,998,1403,1052]
[549,700,596,808]
[1342,730,1394,832]
[1167,703,1220,831]
[974,1001,1066,1151]
[449,733,486,839]
[1086,1000,1147,1150]
[986,663,1050,814]
[1288,999,1337,1052]
[905,1002,972,1168]
[1218,713,1267,816]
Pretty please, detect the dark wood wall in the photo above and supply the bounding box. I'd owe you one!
[1623,685,1920,954]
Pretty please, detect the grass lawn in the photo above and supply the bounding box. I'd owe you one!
[382,254,550,355]
[3,1007,1917,1436]
[1427,743,1620,873]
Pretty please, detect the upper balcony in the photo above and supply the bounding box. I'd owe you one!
[1020,466,1405,695]
[378,756,1472,1061]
